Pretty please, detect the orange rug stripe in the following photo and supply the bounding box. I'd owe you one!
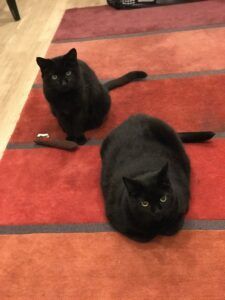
[35,27,225,83]
[0,231,224,300]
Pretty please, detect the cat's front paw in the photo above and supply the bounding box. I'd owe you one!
[75,135,88,145]
[66,135,76,142]
[66,135,87,145]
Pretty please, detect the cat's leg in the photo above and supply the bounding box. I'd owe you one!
[55,113,86,145]
[67,113,87,145]
[56,115,74,137]
[58,119,70,134]
[67,135,87,145]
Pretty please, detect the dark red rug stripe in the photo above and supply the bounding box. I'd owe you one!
[53,1,225,41]
[0,140,224,226]
[0,147,105,225]
[10,74,225,143]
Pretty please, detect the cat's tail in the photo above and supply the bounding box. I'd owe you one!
[178,131,215,143]
[104,71,147,91]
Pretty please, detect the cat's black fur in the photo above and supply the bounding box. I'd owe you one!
[101,114,214,242]
[36,48,147,145]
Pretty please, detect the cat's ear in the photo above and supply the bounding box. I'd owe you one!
[157,162,169,184]
[36,57,53,70]
[64,48,77,61]
[123,177,141,196]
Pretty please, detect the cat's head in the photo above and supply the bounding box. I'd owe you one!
[123,163,175,222]
[36,48,79,92]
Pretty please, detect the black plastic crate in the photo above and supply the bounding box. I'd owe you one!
[107,0,156,9]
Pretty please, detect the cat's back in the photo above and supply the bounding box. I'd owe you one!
[101,114,151,153]
[101,114,181,157]
[101,114,190,177]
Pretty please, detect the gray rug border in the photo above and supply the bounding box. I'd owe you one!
[6,133,225,150]
[52,23,225,44]
[0,220,225,235]
[32,69,225,89]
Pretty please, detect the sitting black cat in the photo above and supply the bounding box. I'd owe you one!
[100,114,214,242]
[36,48,147,145]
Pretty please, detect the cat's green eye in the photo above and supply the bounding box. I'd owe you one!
[51,75,58,80]
[66,71,72,76]
[141,200,150,208]
[160,195,167,203]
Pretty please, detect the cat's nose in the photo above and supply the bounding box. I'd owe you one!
[154,208,162,221]
[62,80,67,86]
[155,213,162,221]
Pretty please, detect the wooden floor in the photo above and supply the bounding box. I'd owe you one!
[0,0,106,158]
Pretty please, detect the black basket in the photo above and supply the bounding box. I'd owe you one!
[107,0,156,9]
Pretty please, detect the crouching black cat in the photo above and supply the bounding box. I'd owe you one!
[36,48,147,145]
[101,114,214,242]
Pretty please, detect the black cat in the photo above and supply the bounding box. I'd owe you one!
[101,114,214,242]
[36,48,147,145]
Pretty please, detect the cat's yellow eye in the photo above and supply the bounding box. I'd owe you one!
[160,195,167,203]
[51,75,58,80]
[141,200,149,207]
[66,71,72,76]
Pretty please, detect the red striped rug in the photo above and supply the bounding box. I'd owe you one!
[1,1,225,299]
